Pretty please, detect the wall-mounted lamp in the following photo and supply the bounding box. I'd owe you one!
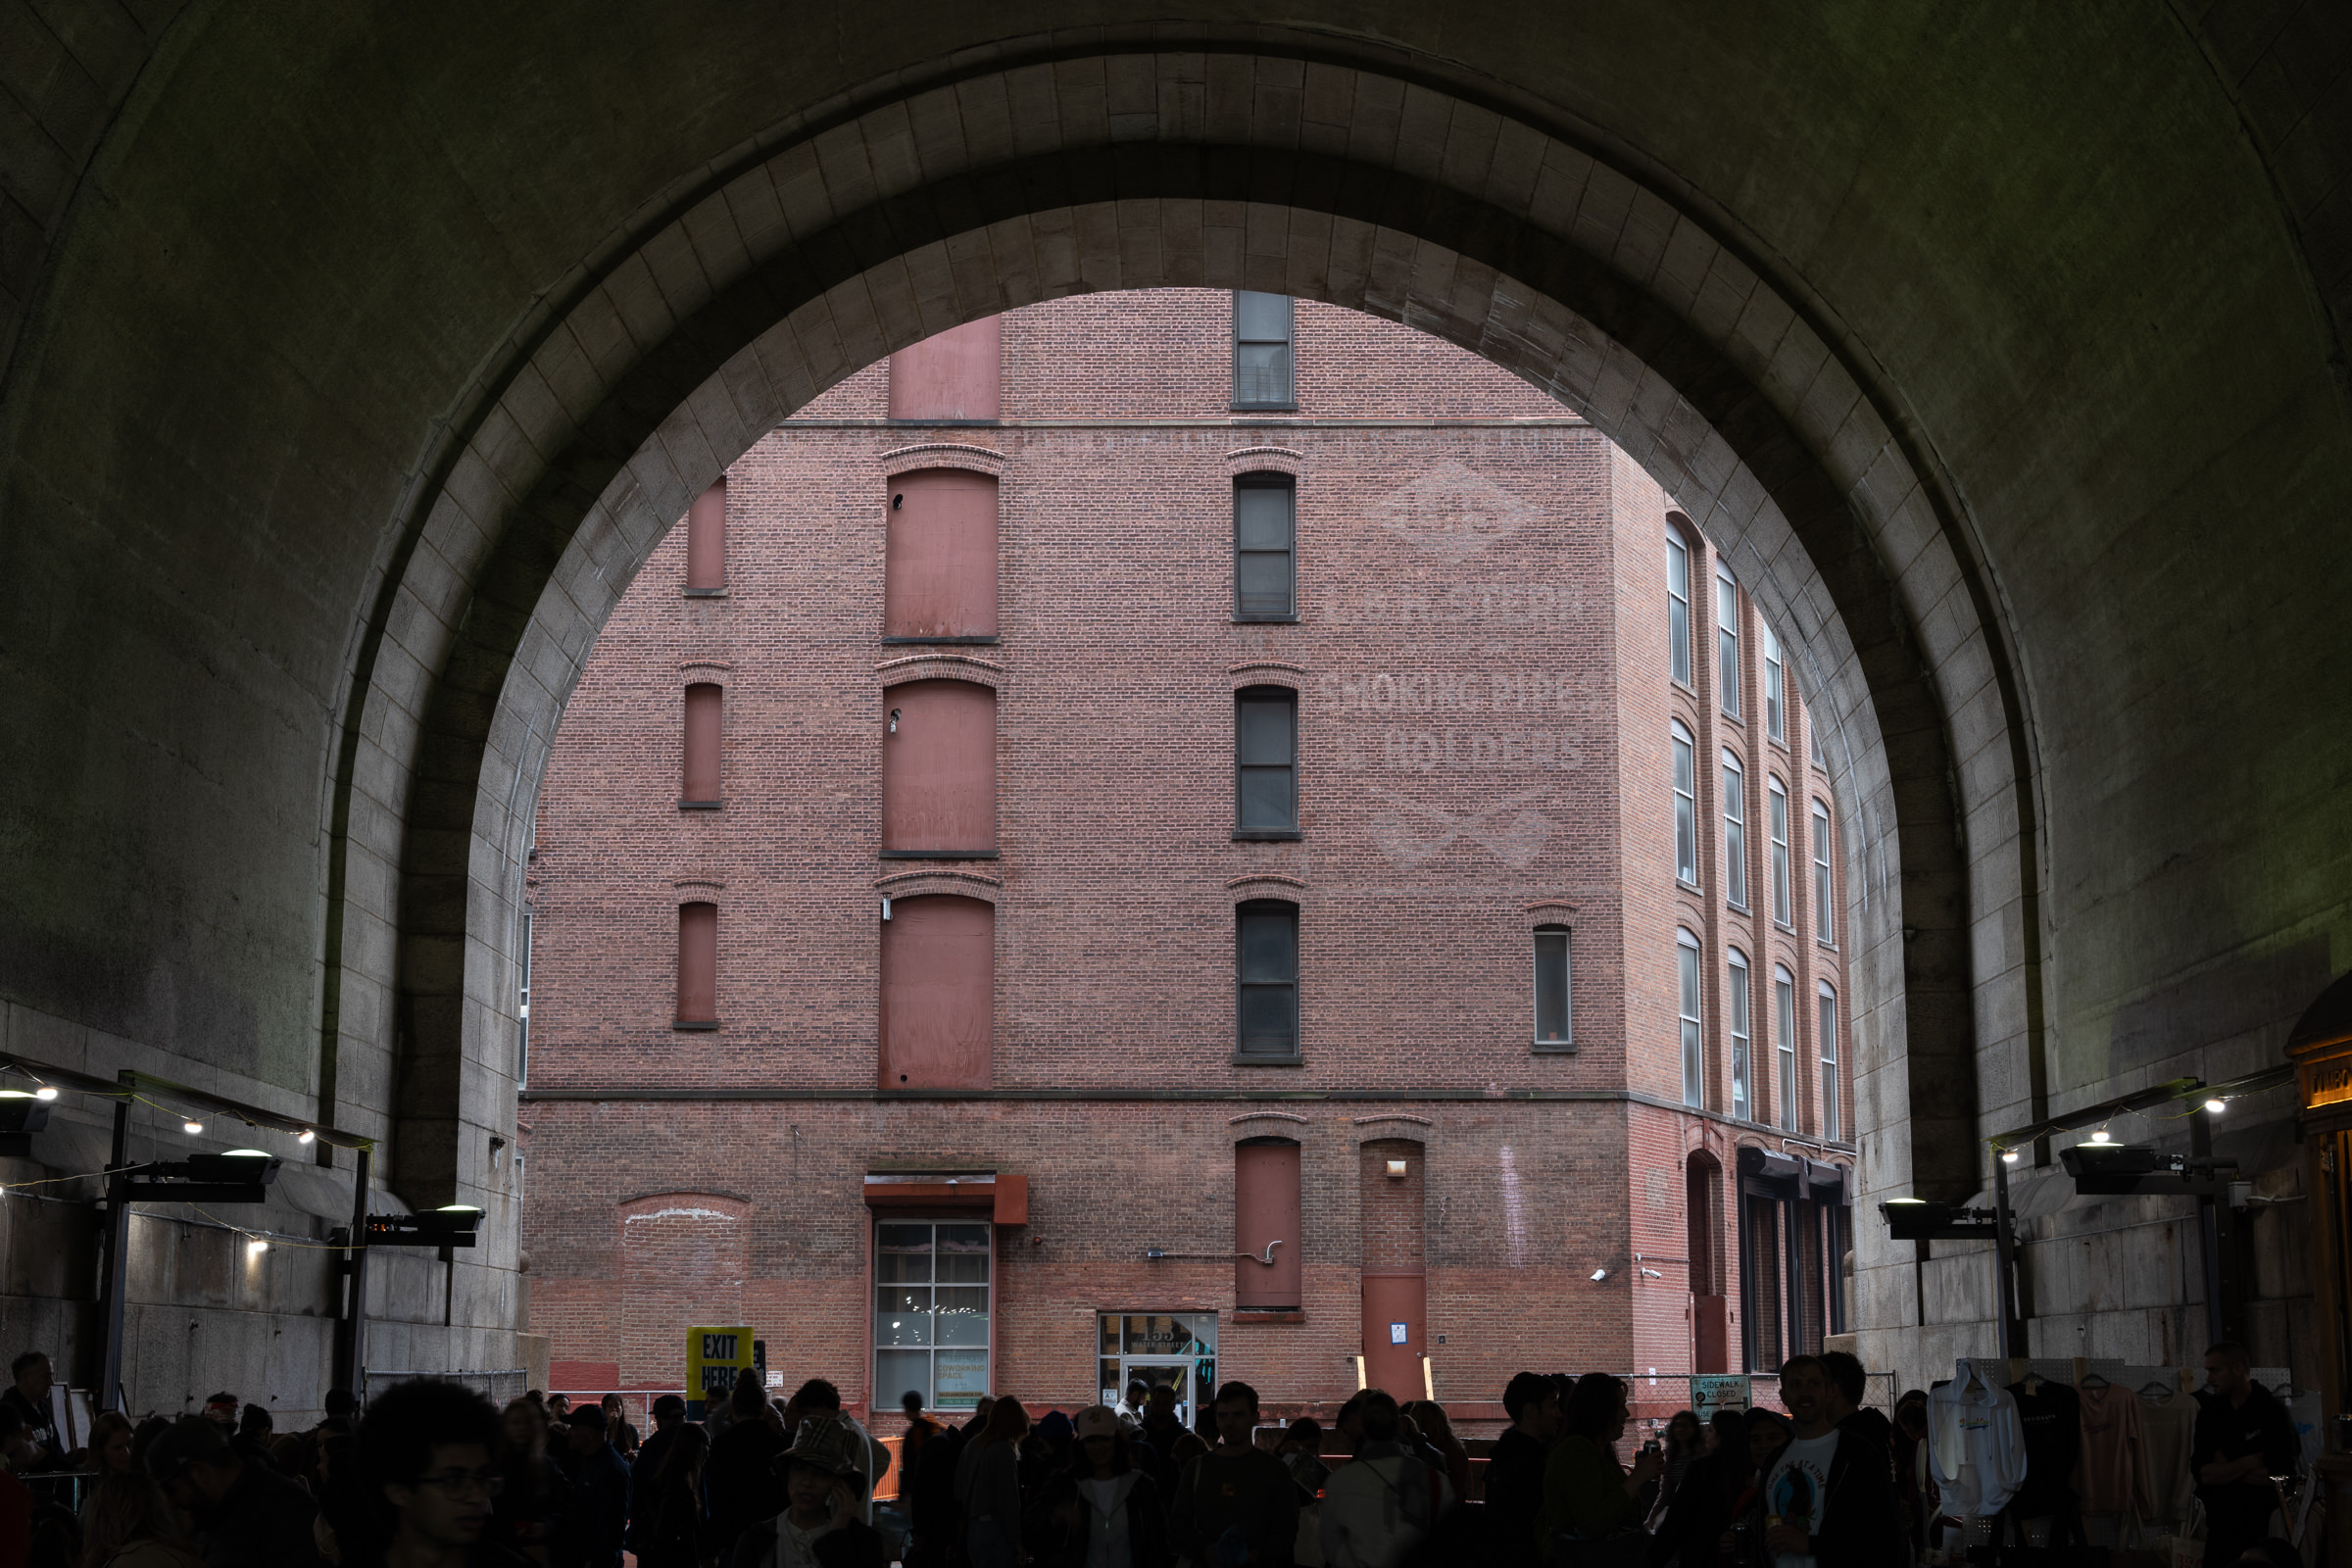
[1385,1159,1408,1180]
[888,709,902,734]
[2088,1127,2112,1144]
[246,1239,269,1257]
[1590,1266,1610,1283]
[881,898,893,921]
[297,1129,316,1145]
[2001,1149,2021,1163]
[1640,1267,1664,1279]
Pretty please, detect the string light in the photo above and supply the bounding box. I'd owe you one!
[183,1120,204,1135]
[2204,1098,2227,1114]
[2001,1149,2020,1164]
[32,1088,56,1102]
[2088,1127,2111,1144]
[246,1239,269,1257]
[297,1130,316,1145]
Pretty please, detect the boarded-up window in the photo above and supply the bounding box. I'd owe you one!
[686,480,725,593]
[885,470,999,640]
[1234,1139,1301,1308]
[676,903,718,1026]
[881,681,997,856]
[682,684,722,805]
[889,318,1003,420]
[1236,901,1299,1058]
[879,896,994,1089]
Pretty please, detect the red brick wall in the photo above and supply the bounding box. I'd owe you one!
[519,290,1848,1429]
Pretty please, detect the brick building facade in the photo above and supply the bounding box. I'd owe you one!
[517,291,1851,1432]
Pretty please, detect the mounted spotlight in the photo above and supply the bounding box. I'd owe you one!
[0,1095,50,1156]
[2059,1142,2236,1197]
[351,1207,481,1259]
[1879,1199,2004,1242]
[117,1150,282,1203]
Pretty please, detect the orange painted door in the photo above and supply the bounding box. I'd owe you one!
[1361,1271,1426,1396]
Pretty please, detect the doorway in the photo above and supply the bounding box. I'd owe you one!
[1097,1312,1218,1427]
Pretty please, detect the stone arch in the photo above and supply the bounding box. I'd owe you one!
[335,49,2021,1245]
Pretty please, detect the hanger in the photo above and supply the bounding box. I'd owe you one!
[2080,1370,2109,1390]
[2137,1379,2174,1398]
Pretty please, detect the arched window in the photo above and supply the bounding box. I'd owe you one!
[1717,565,1740,717]
[1812,800,1836,947]
[1236,901,1300,1059]
[1775,964,1798,1132]
[1672,722,1697,887]
[1722,752,1747,909]
[1763,622,1785,741]
[1727,949,1751,1121]
[1667,531,1693,688]
[1768,777,1790,925]
[1677,929,1703,1108]
[1818,983,1840,1142]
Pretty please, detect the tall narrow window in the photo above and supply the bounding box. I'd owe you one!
[1764,626,1786,742]
[1819,984,1840,1142]
[1769,778,1790,925]
[1744,1197,1783,1370]
[1722,753,1747,908]
[1717,567,1741,717]
[675,903,718,1028]
[1534,926,1572,1048]
[1775,965,1798,1132]
[1667,533,1692,687]
[682,683,722,807]
[1235,688,1298,837]
[1234,1139,1303,1307]
[1677,930,1703,1108]
[517,911,532,1087]
[1728,950,1751,1121]
[1812,801,1835,946]
[1236,902,1300,1059]
[1810,715,1825,768]
[1232,292,1296,409]
[1672,722,1697,887]
[1234,475,1296,619]
[685,480,725,594]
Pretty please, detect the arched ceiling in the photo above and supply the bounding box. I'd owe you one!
[0,4,2343,1245]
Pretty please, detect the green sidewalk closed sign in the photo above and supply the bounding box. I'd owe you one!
[687,1326,755,1419]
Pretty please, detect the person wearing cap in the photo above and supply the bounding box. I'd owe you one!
[549,1404,630,1568]
[1045,1402,1168,1568]
[729,1412,885,1568]
[201,1394,240,1430]
[145,1412,322,1568]
[626,1394,690,1556]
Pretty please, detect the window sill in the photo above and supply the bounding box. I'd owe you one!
[1230,402,1298,414]
[1230,1054,1304,1067]
[1232,830,1303,842]
[682,588,727,599]
[1726,901,1750,915]
[1722,711,1743,726]
[1233,614,1299,625]
[878,850,1001,859]
[1234,1309,1304,1323]
[880,635,1000,646]
[672,1019,721,1031]
[1676,877,1702,894]
[1775,920,1796,934]
[679,800,723,811]
[1817,939,1838,952]
[1532,1043,1578,1055]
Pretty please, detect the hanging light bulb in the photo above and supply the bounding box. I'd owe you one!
[246,1239,268,1257]
[2001,1149,2020,1164]
[2204,1098,2227,1114]
[183,1119,204,1135]
[297,1129,316,1145]
[2088,1127,2111,1144]
[32,1088,56,1102]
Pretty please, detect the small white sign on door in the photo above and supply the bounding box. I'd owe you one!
[1389,1322,1408,1345]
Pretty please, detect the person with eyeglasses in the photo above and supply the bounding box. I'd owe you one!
[144,1412,322,1567]
[337,1379,529,1568]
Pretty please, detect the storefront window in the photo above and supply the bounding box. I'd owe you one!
[875,1220,993,1411]
[1097,1313,1219,1428]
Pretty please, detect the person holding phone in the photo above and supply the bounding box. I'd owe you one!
[728,1413,886,1568]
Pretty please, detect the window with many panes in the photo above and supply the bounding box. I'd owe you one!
[1535,926,1572,1049]
[1769,778,1791,926]
[1673,722,1698,886]
[1677,930,1703,1108]
[1236,901,1300,1059]
[1763,623,1785,742]
[1728,950,1751,1121]
[1819,984,1839,1142]
[1232,292,1296,409]
[1234,475,1296,619]
[1235,688,1298,838]
[1667,532,1692,687]
[1717,566,1741,717]
[1723,753,1747,908]
[1775,965,1798,1132]
[1812,801,1835,947]
[874,1220,993,1412]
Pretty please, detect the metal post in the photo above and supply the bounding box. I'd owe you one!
[1991,1147,2022,1359]
[2191,1108,2228,1344]
[335,1145,371,1396]
[97,1091,131,1411]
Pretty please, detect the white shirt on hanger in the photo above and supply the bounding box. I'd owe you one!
[1928,1359,2030,1518]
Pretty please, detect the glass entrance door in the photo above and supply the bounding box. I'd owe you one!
[1097,1312,1218,1427]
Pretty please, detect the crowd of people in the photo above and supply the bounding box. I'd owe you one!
[0,1340,2309,1568]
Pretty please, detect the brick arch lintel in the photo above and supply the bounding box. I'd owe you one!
[874,869,1002,905]
[881,443,1004,478]
[1524,900,1578,926]
[618,1191,751,1220]
[1226,446,1304,476]
[1229,662,1306,692]
[1227,873,1306,905]
[877,654,1005,691]
[1228,1110,1309,1127]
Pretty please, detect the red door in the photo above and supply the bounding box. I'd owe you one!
[878,896,993,1089]
[1361,1271,1426,1396]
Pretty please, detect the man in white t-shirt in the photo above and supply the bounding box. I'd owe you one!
[1763,1356,1902,1568]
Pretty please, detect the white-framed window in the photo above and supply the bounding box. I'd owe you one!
[1769,778,1791,926]
[1810,714,1824,768]
[1717,566,1741,718]
[1764,623,1785,742]
[1667,533,1693,688]
[1534,926,1572,1048]
[1678,929,1703,1109]
[1722,752,1747,909]
[1775,965,1798,1133]
[1673,721,1698,887]
[874,1219,995,1413]
[1819,983,1839,1143]
[1728,949,1751,1122]
[1812,800,1835,947]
